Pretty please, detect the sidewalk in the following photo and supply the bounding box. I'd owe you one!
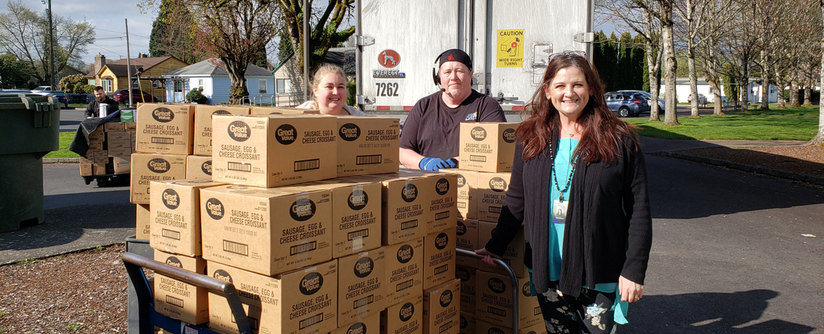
[3,137,815,266]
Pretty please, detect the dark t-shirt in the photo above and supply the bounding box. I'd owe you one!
[85,97,120,118]
[400,89,506,159]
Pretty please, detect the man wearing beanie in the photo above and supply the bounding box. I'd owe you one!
[399,49,506,171]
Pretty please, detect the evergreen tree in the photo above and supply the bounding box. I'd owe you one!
[148,0,205,64]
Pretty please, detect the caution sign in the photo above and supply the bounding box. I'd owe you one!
[497,29,524,67]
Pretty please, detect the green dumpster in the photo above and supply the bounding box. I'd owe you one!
[0,93,60,232]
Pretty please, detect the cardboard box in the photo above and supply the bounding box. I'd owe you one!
[192,105,250,156]
[79,163,93,177]
[380,293,422,334]
[121,109,135,123]
[135,103,195,155]
[249,106,320,115]
[440,170,477,219]
[186,155,213,180]
[476,320,548,334]
[425,173,457,234]
[423,229,456,290]
[125,122,137,131]
[149,180,222,256]
[136,204,151,239]
[87,140,103,151]
[112,156,131,174]
[459,312,476,334]
[385,237,424,305]
[378,173,429,245]
[200,184,332,276]
[104,122,125,132]
[153,250,208,325]
[475,270,542,329]
[93,162,107,175]
[423,279,460,334]
[207,260,338,334]
[455,265,476,314]
[211,114,337,187]
[88,128,104,141]
[130,153,187,204]
[306,177,382,258]
[335,116,400,177]
[459,122,517,172]
[455,218,479,268]
[475,172,511,222]
[337,249,387,326]
[477,221,527,278]
[330,312,380,334]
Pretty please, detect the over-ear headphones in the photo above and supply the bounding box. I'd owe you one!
[432,50,447,86]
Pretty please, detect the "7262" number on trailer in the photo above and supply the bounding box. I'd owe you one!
[376,82,399,97]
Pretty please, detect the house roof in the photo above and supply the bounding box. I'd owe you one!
[164,58,272,78]
[323,47,356,75]
[100,56,178,77]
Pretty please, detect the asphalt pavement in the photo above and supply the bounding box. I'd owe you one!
[0,108,821,332]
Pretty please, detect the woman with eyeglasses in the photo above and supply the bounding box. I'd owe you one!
[475,51,652,333]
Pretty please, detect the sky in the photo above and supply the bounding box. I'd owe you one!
[4,1,157,67]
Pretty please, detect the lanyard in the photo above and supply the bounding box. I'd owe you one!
[551,138,578,202]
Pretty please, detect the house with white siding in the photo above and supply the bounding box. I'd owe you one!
[662,77,778,104]
[162,58,274,105]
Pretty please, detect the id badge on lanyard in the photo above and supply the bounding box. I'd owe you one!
[552,199,568,224]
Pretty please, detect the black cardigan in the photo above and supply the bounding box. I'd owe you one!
[484,130,652,298]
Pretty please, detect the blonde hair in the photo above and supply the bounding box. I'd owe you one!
[311,63,346,90]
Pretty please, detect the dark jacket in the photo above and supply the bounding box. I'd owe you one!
[85,97,119,118]
[484,128,652,298]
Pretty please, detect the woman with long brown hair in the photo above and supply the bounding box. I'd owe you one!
[476,51,652,333]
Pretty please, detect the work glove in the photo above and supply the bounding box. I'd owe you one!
[419,157,458,171]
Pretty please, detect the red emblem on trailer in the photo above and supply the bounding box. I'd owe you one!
[378,50,400,68]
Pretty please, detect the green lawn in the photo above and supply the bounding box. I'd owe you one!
[625,105,819,141]
[44,131,82,158]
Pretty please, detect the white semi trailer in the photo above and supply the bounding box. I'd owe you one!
[355,0,595,112]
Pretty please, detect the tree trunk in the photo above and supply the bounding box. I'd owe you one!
[774,63,785,108]
[804,78,812,105]
[661,1,679,126]
[814,1,824,145]
[222,57,250,104]
[645,10,663,122]
[740,59,750,112]
[759,50,770,110]
[790,77,800,106]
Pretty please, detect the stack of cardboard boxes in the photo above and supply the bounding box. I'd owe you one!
[449,122,548,334]
[79,121,136,177]
[132,103,461,334]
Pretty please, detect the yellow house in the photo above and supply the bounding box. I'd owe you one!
[94,55,188,102]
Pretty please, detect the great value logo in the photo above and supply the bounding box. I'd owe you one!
[211,110,232,117]
[354,257,375,278]
[164,256,183,268]
[299,272,323,295]
[435,178,450,195]
[521,282,531,297]
[502,128,516,143]
[152,107,175,123]
[456,221,466,236]
[489,177,507,192]
[455,267,470,281]
[439,290,453,307]
[148,158,170,173]
[345,322,366,334]
[161,189,180,210]
[470,127,487,141]
[347,190,368,210]
[289,199,316,221]
[276,124,297,145]
[399,302,415,322]
[227,121,251,142]
[456,174,466,187]
[435,232,449,249]
[488,327,506,334]
[401,183,417,203]
[212,269,232,284]
[201,160,212,175]
[488,277,506,293]
[205,198,224,220]
[339,123,361,142]
[396,244,414,263]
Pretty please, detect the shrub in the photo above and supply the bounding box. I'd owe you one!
[186,87,209,104]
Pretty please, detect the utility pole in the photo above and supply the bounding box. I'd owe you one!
[44,0,56,89]
[126,19,133,107]
[303,0,309,102]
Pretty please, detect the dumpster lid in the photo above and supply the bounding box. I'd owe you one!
[0,93,56,110]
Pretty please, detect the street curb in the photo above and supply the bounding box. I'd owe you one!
[664,151,824,187]
[43,157,80,164]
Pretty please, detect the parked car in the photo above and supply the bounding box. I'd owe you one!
[617,90,665,112]
[113,89,157,104]
[28,90,69,108]
[688,93,707,106]
[31,86,53,92]
[604,91,650,117]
